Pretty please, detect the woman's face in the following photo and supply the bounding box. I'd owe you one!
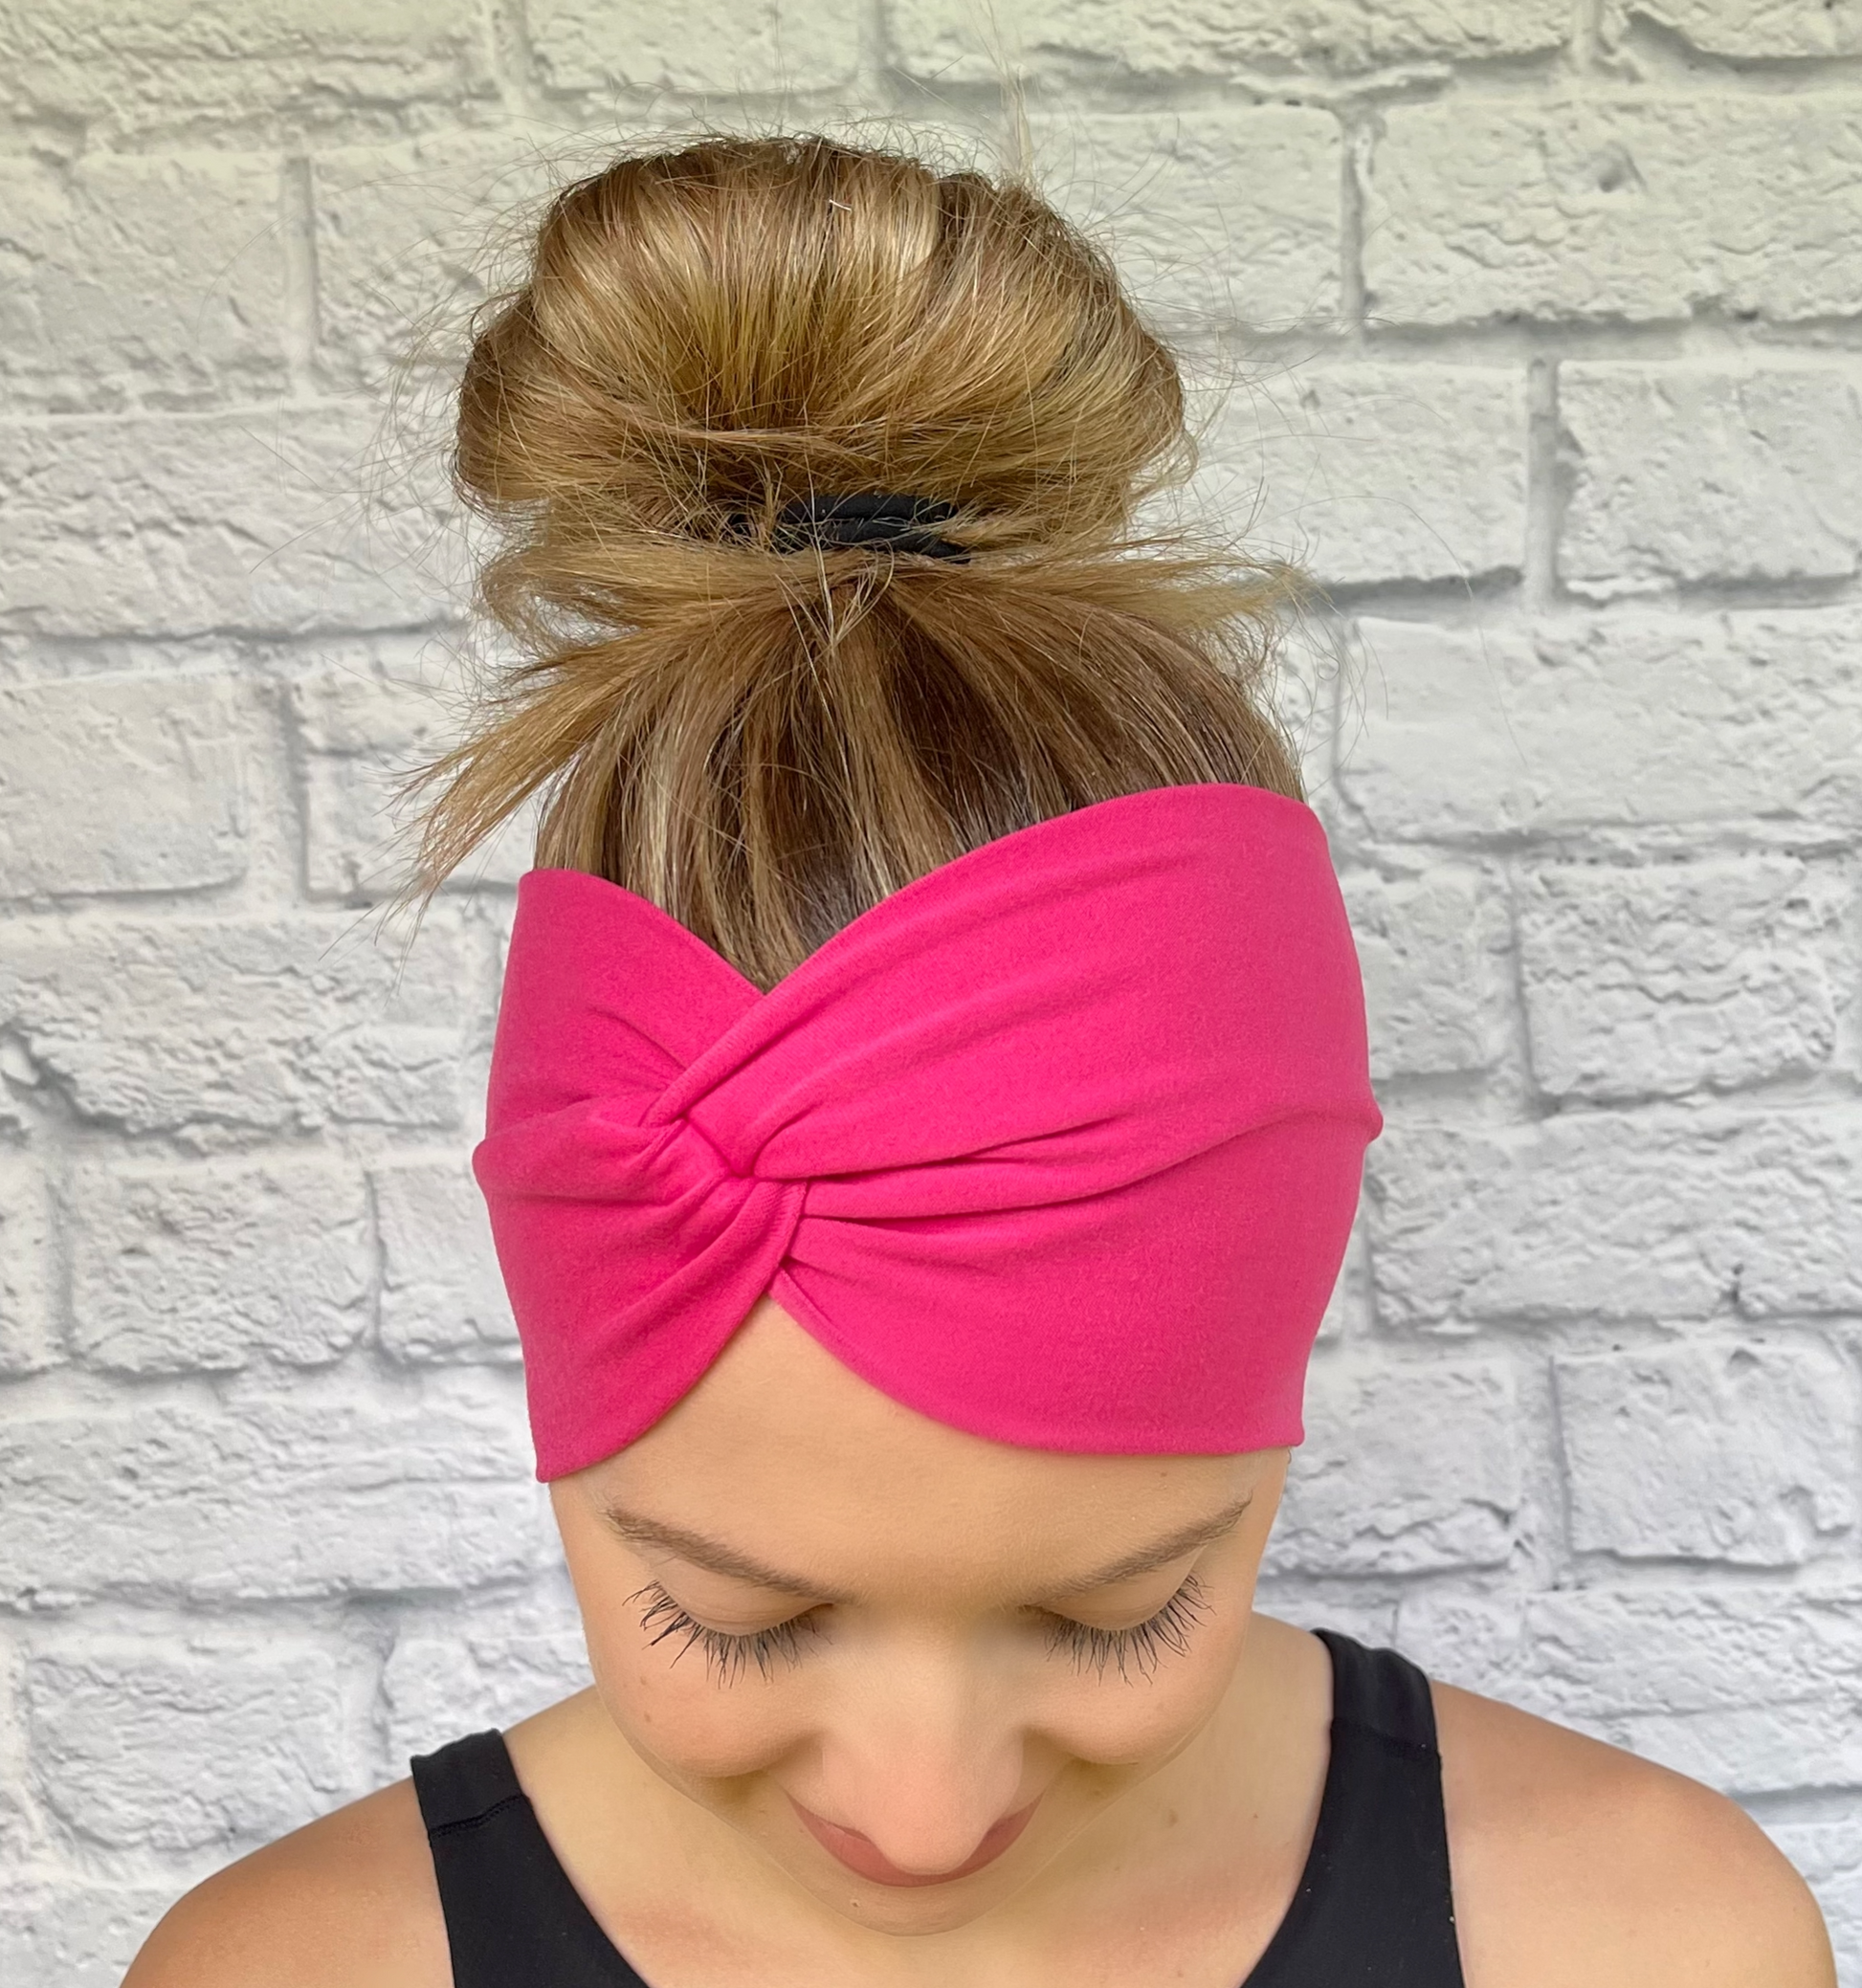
[551,1298,1286,1934]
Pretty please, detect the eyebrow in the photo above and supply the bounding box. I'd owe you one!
[597,1493,1253,1608]
[1028,1494,1255,1603]
[599,1508,856,1601]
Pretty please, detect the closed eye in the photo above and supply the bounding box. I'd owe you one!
[630,1574,1212,1687]
[630,1580,827,1684]
[1041,1573,1210,1681]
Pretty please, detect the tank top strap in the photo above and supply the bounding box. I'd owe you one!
[413,1730,525,1830]
[1322,1624,1441,1754]
[411,1731,648,1988]
[1242,1630,1467,1987]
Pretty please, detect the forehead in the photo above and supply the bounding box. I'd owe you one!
[582,1298,1270,1595]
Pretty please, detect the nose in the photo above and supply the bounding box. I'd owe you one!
[800,1657,1029,1876]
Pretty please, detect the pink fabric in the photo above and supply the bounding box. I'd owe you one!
[474,784,1382,1480]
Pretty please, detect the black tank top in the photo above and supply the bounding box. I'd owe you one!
[410,1628,1466,1986]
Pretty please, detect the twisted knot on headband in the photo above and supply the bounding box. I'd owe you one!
[725,491,970,561]
[475,784,1382,1480]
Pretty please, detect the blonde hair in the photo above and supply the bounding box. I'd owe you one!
[410,132,1304,990]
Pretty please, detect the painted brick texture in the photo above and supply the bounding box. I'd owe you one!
[0,6,1858,1983]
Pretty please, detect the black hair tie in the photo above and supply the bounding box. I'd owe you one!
[730,492,970,562]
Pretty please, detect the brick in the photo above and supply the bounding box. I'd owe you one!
[1267,1358,1520,1574]
[0,1788,30,1876]
[70,1156,370,1374]
[291,665,531,899]
[1271,614,1343,804]
[374,1157,518,1364]
[1617,1701,1862,1800]
[1605,0,1862,56]
[0,153,287,415]
[1369,1108,1862,1326]
[1764,1821,1862,1988]
[1366,96,1862,324]
[530,0,864,93]
[1339,611,1862,841]
[1315,1221,1371,1343]
[1700,1118,1862,1318]
[0,1389,546,1604]
[0,912,470,1138]
[313,133,565,395]
[1249,1591,1401,1659]
[0,0,488,144]
[293,668,451,899]
[1036,110,1342,336]
[27,1637,359,1850]
[1197,364,1526,586]
[0,1884,175,1988]
[1396,1584,1862,1793]
[0,1152,55,1376]
[0,676,245,898]
[1518,856,1844,1100]
[893,0,1570,76]
[1561,364,1862,595]
[382,1598,588,1760]
[1341,868,1502,1079]
[0,407,463,640]
[1557,1342,1857,1566]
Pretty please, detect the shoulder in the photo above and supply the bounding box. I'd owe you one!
[122,1777,450,1988]
[1432,1677,1835,1988]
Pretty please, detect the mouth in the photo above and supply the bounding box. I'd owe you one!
[788,1793,1040,1888]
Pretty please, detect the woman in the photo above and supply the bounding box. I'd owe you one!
[124,134,1834,1988]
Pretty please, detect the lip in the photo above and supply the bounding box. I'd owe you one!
[788,1792,1040,1887]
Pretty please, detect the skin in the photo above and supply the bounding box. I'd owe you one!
[126,1299,1836,1988]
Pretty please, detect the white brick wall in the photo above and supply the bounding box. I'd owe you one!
[1,6,1858,1981]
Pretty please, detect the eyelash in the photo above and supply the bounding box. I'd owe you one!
[1045,1574,1211,1681]
[631,1580,827,1685]
[628,1573,1211,1687]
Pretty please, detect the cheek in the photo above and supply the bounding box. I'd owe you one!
[1036,1608,1251,1769]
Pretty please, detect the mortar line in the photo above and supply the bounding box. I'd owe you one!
[485,0,545,118]
[1338,110,1370,343]
[858,0,895,102]
[1571,0,1607,74]
[278,154,319,403]
[1523,352,1562,612]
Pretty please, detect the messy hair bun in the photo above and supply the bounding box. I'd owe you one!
[411,132,1304,990]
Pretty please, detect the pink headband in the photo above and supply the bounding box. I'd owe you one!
[475,783,1382,1480]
